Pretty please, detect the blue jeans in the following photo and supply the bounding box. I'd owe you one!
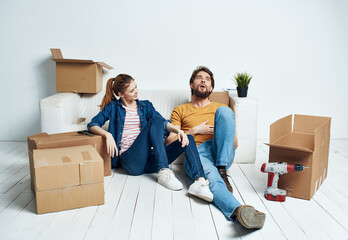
[120,117,205,181]
[184,107,241,221]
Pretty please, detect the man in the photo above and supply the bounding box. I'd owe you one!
[166,66,266,229]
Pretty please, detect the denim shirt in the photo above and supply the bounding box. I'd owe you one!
[87,99,169,167]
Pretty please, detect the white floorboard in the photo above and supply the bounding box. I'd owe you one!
[0,140,348,240]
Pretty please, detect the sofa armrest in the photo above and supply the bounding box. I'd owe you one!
[40,93,86,134]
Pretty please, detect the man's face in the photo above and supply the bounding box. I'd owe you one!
[190,71,213,98]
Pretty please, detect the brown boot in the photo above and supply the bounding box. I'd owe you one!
[218,168,233,193]
[233,205,266,229]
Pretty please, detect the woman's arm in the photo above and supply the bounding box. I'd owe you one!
[87,103,118,157]
[166,122,189,147]
[90,126,118,157]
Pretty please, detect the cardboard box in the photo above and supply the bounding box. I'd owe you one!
[27,131,111,192]
[50,48,113,93]
[265,114,331,200]
[33,145,104,214]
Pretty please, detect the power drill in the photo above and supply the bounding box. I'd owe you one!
[261,162,308,202]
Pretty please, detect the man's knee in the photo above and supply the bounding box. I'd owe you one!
[216,106,234,119]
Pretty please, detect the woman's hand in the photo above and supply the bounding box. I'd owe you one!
[105,132,118,157]
[177,130,189,147]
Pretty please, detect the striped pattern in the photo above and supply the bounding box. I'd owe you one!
[119,106,141,155]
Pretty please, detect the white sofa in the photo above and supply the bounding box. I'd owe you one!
[40,90,257,163]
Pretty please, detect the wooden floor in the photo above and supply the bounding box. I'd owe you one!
[0,140,348,240]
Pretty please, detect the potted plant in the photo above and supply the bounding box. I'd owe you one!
[233,72,252,97]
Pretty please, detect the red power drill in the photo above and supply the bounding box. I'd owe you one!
[261,162,308,202]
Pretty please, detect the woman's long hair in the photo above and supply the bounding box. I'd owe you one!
[100,74,134,110]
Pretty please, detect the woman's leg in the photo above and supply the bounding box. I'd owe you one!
[145,135,205,180]
[161,135,213,201]
[121,116,169,175]
[167,135,205,180]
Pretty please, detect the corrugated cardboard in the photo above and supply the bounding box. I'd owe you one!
[27,131,111,192]
[33,145,104,214]
[265,114,331,200]
[50,48,113,93]
[209,92,230,106]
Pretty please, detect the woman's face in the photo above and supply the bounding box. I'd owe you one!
[119,80,138,101]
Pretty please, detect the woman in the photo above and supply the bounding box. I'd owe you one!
[87,74,213,202]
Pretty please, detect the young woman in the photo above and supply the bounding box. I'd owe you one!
[87,74,213,202]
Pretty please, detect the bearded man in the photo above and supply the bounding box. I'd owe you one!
[166,66,266,229]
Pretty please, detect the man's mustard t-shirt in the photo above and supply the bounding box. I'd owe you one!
[170,102,227,146]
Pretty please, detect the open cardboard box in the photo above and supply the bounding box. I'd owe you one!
[33,145,104,214]
[50,48,113,93]
[265,114,331,200]
[27,131,111,192]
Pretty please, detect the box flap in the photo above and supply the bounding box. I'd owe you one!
[265,143,313,153]
[50,48,63,59]
[293,114,331,134]
[314,117,331,151]
[270,115,293,143]
[96,62,113,70]
[53,59,95,64]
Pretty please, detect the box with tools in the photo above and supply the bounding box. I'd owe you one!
[27,131,111,192]
[33,145,104,214]
[265,114,331,200]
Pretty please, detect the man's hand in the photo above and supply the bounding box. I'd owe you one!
[177,130,189,147]
[105,132,118,157]
[191,120,214,135]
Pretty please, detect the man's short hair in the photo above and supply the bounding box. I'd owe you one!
[189,66,215,94]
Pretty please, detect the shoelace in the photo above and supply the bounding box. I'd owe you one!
[160,169,173,180]
[200,179,210,187]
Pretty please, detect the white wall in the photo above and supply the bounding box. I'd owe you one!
[1,0,347,141]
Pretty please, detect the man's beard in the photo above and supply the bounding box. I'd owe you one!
[193,87,211,98]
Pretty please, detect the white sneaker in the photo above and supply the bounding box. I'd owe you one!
[188,178,213,202]
[157,168,183,191]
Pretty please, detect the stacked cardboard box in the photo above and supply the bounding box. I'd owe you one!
[33,145,104,214]
[266,114,331,200]
[27,131,111,192]
[50,48,113,93]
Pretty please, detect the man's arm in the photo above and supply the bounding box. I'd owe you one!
[166,120,214,145]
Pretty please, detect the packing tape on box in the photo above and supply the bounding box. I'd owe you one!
[81,151,92,161]
[62,156,72,163]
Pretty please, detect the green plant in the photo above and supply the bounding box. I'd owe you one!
[233,72,252,88]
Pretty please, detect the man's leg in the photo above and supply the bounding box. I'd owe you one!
[211,106,235,192]
[209,107,266,229]
[185,140,241,220]
[211,106,235,167]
